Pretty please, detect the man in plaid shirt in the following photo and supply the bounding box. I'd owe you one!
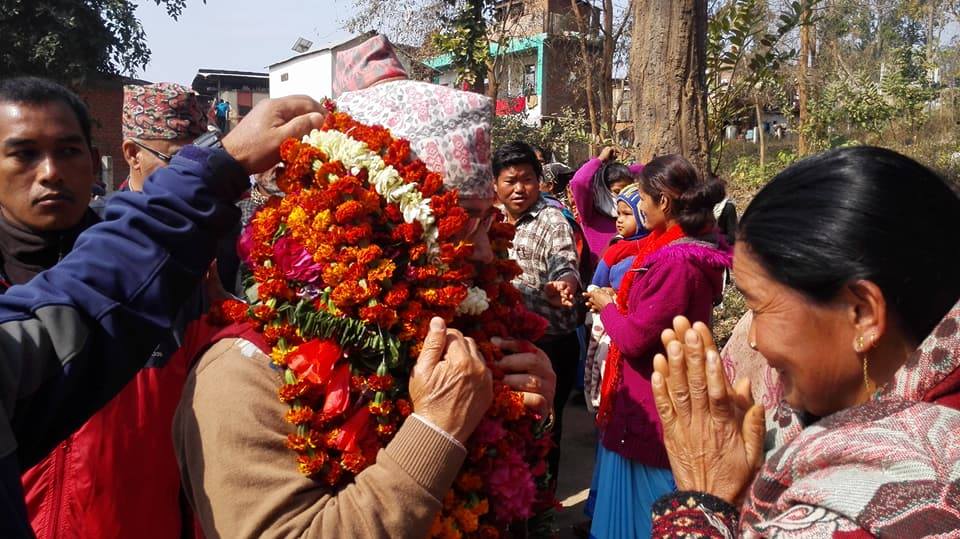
[493,141,581,489]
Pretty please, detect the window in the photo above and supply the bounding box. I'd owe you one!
[494,0,524,22]
[522,64,536,96]
[280,73,289,82]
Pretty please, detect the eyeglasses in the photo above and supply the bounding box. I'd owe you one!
[132,140,176,163]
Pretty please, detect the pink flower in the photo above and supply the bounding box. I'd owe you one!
[273,236,322,283]
[487,447,536,521]
[472,418,506,445]
[237,225,255,266]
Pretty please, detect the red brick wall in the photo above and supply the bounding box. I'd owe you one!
[77,80,128,189]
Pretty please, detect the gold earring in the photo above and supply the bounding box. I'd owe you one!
[862,354,873,394]
[749,340,758,350]
[857,335,874,394]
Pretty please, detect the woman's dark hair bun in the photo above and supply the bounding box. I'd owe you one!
[678,175,726,213]
[638,154,725,235]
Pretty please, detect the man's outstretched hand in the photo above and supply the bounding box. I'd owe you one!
[221,95,328,174]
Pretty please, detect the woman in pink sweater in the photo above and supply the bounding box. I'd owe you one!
[583,154,729,538]
[568,147,644,268]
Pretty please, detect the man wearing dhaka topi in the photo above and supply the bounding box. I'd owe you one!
[173,36,558,538]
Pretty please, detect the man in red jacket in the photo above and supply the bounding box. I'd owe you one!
[15,80,213,539]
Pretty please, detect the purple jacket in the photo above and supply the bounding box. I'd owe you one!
[569,158,645,268]
[569,158,616,267]
[599,238,731,468]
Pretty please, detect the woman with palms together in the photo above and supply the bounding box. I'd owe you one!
[649,146,960,537]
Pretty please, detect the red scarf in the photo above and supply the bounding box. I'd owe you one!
[596,224,687,429]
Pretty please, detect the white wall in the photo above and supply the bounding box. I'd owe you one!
[269,51,334,102]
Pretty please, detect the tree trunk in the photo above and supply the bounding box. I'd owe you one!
[486,58,500,100]
[629,0,709,175]
[570,0,600,150]
[755,99,765,169]
[797,0,811,155]
[600,0,614,135]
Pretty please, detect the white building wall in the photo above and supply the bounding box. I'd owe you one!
[269,52,335,102]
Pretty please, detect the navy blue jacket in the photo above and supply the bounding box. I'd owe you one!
[0,145,247,537]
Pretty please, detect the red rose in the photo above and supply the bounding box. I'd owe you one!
[321,363,352,419]
[286,339,343,385]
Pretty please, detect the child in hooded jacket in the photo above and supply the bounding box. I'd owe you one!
[583,183,646,412]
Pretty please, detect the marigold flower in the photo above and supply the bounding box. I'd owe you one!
[252,304,277,322]
[408,244,428,262]
[368,400,393,417]
[383,283,410,308]
[367,374,395,392]
[258,280,295,302]
[270,347,291,367]
[330,281,364,308]
[367,261,396,284]
[209,299,248,325]
[296,453,326,476]
[359,304,398,328]
[384,203,403,222]
[437,210,469,241]
[453,506,479,533]
[420,171,443,198]
[455,472,484,492]
[395,398,412,417]
[340,452,367,474]
[375,422,397,438]
[285,433,309,452]
[278,381,307,402]
[335,200,364,224]
[356,244,383,266]
[391,222,421,244]
[285,407,314,425]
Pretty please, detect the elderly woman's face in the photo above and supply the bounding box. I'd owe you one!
[733,243,864,417]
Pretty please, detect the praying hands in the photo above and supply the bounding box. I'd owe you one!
[650,316,766,504]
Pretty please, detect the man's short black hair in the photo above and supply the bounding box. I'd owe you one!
[0,77,93,148]
[492,140,542,180]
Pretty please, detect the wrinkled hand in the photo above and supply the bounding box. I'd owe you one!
[651,316,765,505]
[598,146,617,162]
[544,280,576,308]
[492,337,556,414]
[222,96,328,174]
[409,317,493,444]
[583,287,615,312]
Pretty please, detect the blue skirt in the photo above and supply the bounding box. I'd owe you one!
[588,443,675,539]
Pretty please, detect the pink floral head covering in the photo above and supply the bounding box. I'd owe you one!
[122,83,207,140]
[332,35,408,97]
[334,38,495,200]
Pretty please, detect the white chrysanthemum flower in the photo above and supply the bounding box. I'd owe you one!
[402,196,433,226]
[457,287,490,316]
[304,127,442,261]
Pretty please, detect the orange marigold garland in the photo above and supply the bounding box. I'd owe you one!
[222,104,554,537]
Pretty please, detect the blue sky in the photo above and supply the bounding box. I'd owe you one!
[135,0,358,85]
